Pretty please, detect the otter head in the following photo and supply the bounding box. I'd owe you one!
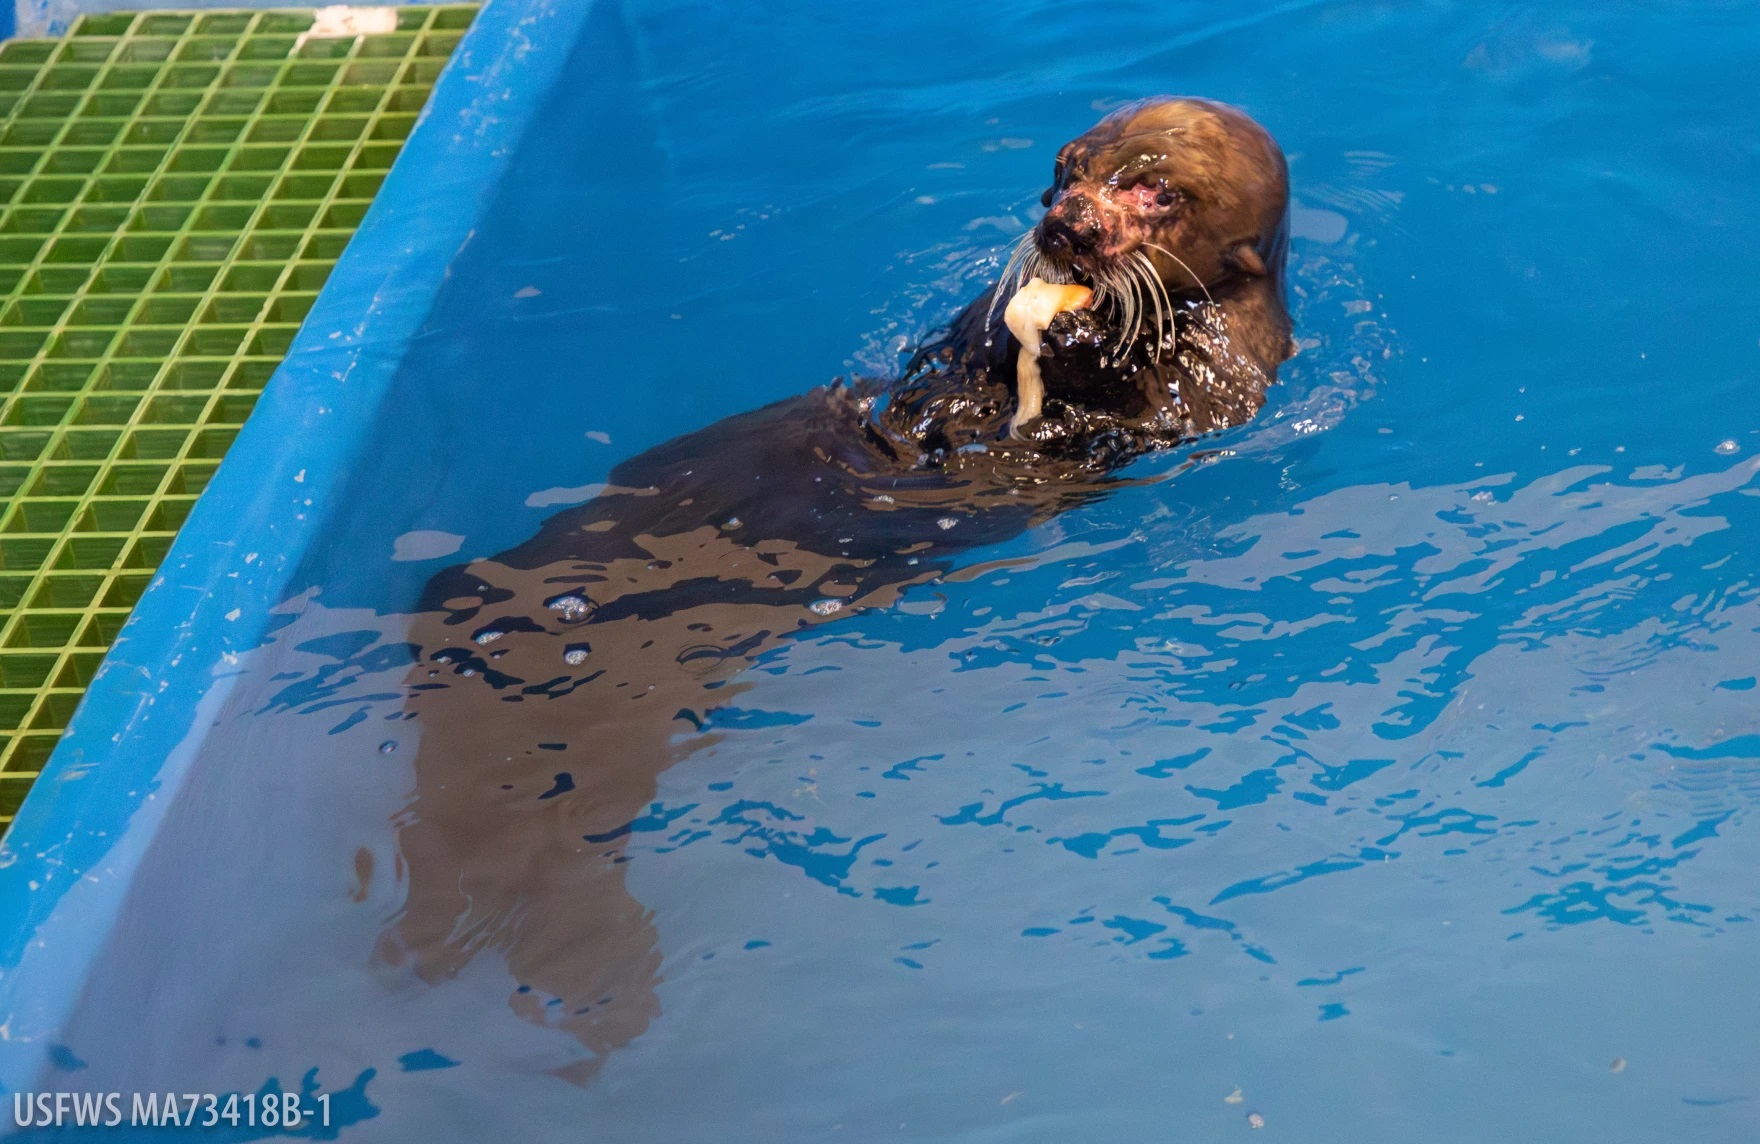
[1033,97,1288,299]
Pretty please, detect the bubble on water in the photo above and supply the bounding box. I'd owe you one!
[474,630,503,645]
[1247,1112,1266,1130]
[1714,439,1739,455]
[936,517,957,530]
[809,598,844,616]
[379,741,397,755]
[564,644,591,666]
[545,594,593,621]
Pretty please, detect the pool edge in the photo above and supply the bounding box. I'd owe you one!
[0,0,593,1084]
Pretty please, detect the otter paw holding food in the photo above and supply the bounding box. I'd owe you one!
[1037,308,1150,409]
[1037,307,1109,373]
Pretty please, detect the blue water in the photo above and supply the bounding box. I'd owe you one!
[19,0,1760,1139]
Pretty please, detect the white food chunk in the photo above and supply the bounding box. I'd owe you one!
[1002,278,1092,435]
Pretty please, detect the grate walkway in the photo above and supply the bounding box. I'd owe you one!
[0,5,475,826]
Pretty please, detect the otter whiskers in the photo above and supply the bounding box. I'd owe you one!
[1097,263,1132,362]
[1088,254,1177,366]
[1132,250,1174,360]
[988,233,1189,369]
[987,230,1057,331]
[1142,241,1215,307]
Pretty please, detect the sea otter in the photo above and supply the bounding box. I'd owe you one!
[378,97,1293,1082]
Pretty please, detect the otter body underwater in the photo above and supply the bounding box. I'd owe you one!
[382,97,1294,1081]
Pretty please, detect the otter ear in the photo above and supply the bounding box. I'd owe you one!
[1040,187,1055,208]
[1228,241,1267,277]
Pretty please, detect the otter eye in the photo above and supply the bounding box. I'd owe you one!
[1155,191,1175,208]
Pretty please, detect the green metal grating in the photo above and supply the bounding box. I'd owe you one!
[0,5,477,826]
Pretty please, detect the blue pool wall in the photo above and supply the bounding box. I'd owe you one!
[0,0,586,1084]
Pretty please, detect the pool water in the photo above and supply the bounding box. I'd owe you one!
[13,0,1760,1139]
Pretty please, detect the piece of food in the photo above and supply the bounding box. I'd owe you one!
[1003,277,1093,435]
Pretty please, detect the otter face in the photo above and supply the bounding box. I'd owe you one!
[1032,97,1288,297]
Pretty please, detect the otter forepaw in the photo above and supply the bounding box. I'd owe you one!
[1039,308,1114,380]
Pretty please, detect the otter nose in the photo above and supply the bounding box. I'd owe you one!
[1037,193,1105,258]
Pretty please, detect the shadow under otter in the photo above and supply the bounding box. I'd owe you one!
[378,97,1294,1082]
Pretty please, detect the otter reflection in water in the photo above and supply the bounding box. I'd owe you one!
[380,97,1293,1081]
